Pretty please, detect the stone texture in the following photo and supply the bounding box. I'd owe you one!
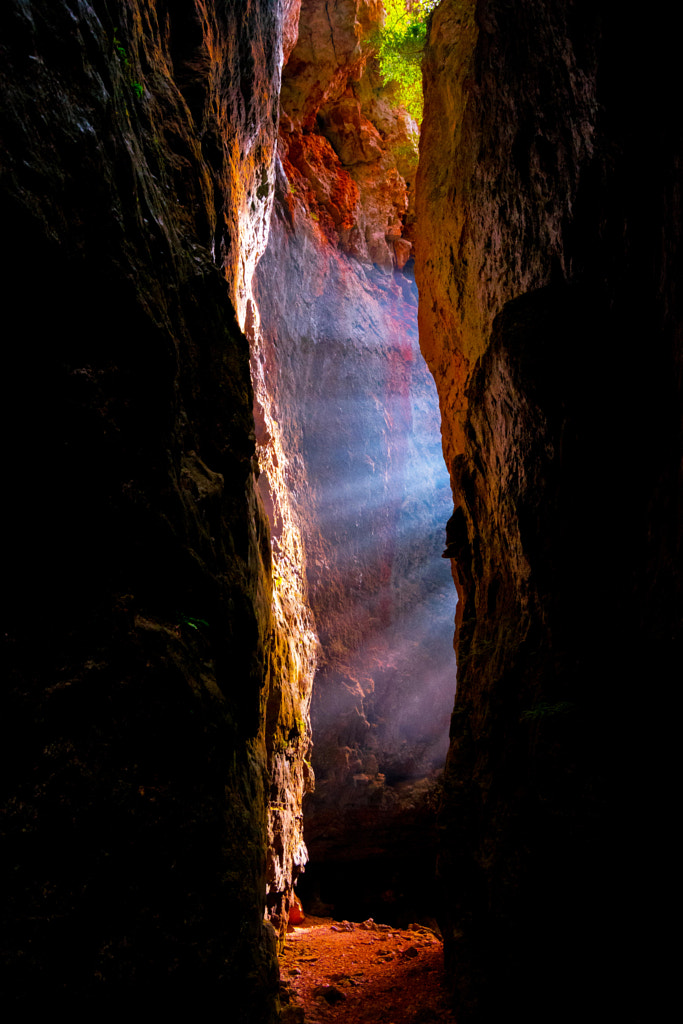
[0,0,291,1014]
[283,0,303,62]
[253,0,455,926]
[248,286,318,944]
[280,0,419,271]
[6,2,679,1019]
[417,2,682,1021]
[279,0,383,130]
[256,174,455,926]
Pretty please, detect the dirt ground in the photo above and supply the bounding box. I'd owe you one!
[278,916,457,1024]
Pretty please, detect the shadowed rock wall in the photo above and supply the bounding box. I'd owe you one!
[417,1,682,1021]
[0,0,297,1014]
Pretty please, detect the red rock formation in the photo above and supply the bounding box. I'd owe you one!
[417,2,682,1021]
[280,0,419,271]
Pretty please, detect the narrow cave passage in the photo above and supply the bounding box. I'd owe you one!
[252,236,459,1016]
[2,1,679,1019]
[296,275,453,927]
[248,0,459,936]
[254,237,456,927]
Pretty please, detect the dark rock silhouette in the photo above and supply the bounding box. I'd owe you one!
[417,2,682,1021]
[0,0,286,1015]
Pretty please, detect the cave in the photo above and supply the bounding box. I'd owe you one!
[1,2,680,1023]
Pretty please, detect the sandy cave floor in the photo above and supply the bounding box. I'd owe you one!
[279,916,457,1024]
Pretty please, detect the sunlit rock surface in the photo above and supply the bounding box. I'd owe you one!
[281,0,419,271]
[247,293,318,945]
[0,1,291,1014]
[255,0,456,925]
[417,1,682,1021]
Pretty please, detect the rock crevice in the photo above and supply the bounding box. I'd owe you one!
[255,0,456,926]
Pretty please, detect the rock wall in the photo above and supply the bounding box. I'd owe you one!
[248,283,318,946]
[0,0,300,1013]
[417,1,682,1021]
[255,0,456,924]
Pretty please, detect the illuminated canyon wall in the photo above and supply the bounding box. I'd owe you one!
[417,1,682,1021]
[254,0,456,924]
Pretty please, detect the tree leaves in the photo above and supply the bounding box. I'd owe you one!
[377,1,440,122]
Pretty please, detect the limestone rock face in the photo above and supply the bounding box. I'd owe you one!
[0,1,289,1014]
[280,0,383,129]
[254,0,455,925]
[196,0,284,326]
[283,0,303,62]
[247,289,318,944]
[417,2,682,1021]
[280,0,419,272]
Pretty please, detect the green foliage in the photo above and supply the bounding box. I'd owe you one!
[376,0,439,122]
[113,28,129,67]
[113,29,144,102]
[178,614,210,632]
